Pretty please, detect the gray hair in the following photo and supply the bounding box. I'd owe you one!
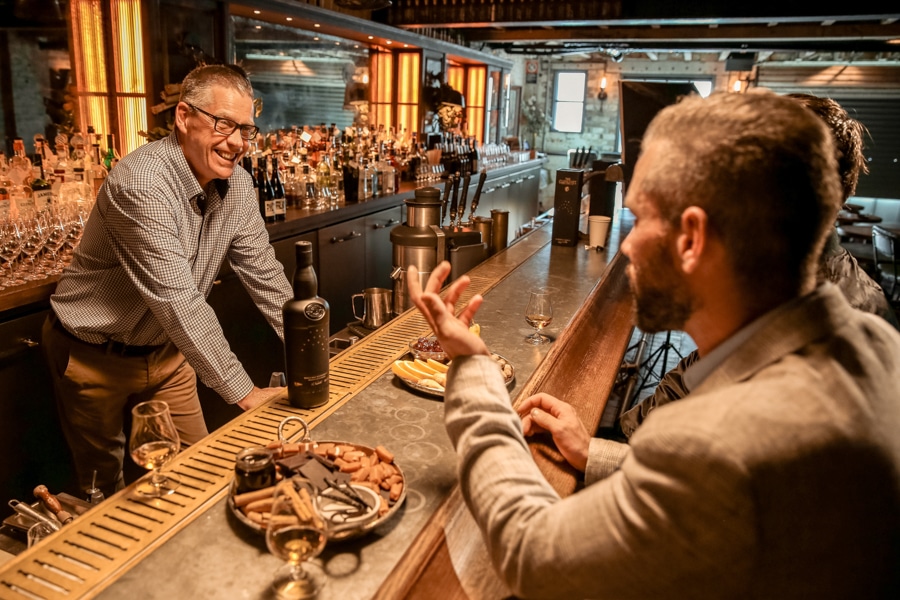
[179,64,253,107]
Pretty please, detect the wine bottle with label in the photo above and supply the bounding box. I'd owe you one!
[271,155,286,220]
[283,241,330,409]
[257,156,276,223]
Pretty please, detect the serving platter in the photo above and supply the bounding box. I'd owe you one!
[394,352,515,398]
[228,418,406,541]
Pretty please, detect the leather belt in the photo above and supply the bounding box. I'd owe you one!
[49,313,166,357]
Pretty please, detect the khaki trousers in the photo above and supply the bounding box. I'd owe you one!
[42,315,209,497]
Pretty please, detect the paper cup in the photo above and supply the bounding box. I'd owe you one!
[588,216,611,248]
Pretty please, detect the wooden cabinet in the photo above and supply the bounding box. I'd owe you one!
[365,207,402,291]
[317,217,367,334]
[0,309,76,503]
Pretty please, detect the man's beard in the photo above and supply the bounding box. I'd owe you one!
[628,238,693,333]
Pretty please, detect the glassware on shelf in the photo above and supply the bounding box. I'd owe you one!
[19,215,47,281]
[128,400,181,498]
[0,220,26,288]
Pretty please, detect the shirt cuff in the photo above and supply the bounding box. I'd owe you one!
[584,437,630,485]
[220,372,255,405]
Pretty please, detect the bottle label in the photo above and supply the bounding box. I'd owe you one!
[304,302,327,321]
[264,199,276,218]
[274,198,286,215]
[34,189,54,211]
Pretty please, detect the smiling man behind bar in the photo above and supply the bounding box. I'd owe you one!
[408,91,900,598]
[43,65,292,497]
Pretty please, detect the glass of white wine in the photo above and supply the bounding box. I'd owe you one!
[525,288,554,345]
[128,400,181,497]
[266,478,328,600]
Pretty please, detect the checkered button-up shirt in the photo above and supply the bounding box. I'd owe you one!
[51,133,292,403]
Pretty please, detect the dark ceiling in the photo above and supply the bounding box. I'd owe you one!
[377,0,900,58]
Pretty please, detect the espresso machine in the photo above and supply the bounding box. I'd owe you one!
[390,185,484,316]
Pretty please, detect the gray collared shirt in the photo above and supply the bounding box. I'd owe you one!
[51,133,292,403]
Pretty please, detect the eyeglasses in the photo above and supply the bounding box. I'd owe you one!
[187,103,259,141]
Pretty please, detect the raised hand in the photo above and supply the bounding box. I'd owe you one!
[406,261,489,360]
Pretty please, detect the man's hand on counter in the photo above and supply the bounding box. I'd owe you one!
[517,393,591,473]
[237,386,282,411]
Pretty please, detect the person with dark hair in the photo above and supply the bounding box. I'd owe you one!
[409,91,900,598]
[786,93,896,324]
[43,64,292,497]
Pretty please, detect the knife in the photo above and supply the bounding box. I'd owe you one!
[469,169,487,222]
[458,173,471,225]
[440,177,453,225]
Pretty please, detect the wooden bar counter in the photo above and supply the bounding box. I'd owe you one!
[0,210,634,600]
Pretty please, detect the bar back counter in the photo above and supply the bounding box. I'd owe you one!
[0,163,638,600]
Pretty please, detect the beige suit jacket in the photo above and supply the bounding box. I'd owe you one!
[445,285,900,599]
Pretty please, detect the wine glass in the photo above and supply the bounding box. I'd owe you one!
[128,400,181,497]
[41,212,67,275]
[524,288,553,345]
[266,478,328,599]
[0,220,26,287]
[19,215,47,280]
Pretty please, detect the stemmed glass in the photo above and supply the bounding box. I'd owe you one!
[128,400,181,497]
[41,212,67,275]
[266,478,328,599]
[0,220,26,287]
[62,205,86,262]
[524,288,554,345]
[19,216,47,280]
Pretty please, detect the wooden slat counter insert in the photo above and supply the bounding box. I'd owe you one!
[376,252,635,599]
[0,226,556,600]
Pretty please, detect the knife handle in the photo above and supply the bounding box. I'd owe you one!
[34,485,74,524]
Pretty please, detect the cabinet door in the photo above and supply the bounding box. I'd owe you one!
[365,207,402,290]
[0,310,77,502]
[318,217,367,334]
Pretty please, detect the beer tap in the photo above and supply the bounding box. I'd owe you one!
[440,177,453,225]
[448,172,460,228]
[458,172,471,226]
[468,169,487,222]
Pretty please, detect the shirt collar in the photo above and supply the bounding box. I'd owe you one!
[682,293,804,391]
[166,131,232,205]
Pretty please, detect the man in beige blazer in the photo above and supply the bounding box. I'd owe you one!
[408,91,900,598]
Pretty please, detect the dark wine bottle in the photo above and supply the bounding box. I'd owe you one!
[256,156,276,223]
[271,155,286,221]
[283,241,330,409]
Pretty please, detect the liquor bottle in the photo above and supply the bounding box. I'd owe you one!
[52,135,70,196]
[316,151,333,206]
[90,142,108,197]
[342,148,359,204]
[299,162,317,209]
[271,155,286,220]
[256,156,276,223]
[8,138,35,217]
[103,134,120,171]
[0,185,12,221]
[9,138,33,186]
[69,129,86,172]
[283,240,330,409]
[31,157,54,214]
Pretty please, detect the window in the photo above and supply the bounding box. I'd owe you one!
[552,71,587,133]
